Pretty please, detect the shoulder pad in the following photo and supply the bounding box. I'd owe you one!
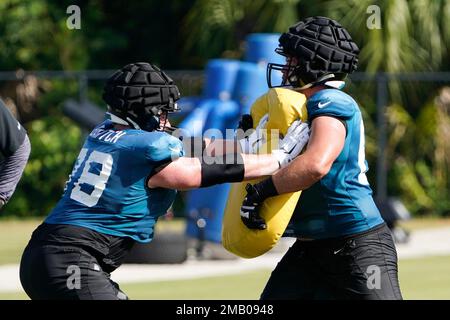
[307,89,357,121]
[141,132,184,163]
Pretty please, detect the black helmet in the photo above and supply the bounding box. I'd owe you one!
[267,16,360,89]
[102,62,180,132]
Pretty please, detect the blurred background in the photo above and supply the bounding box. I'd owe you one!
[0,0,449,300]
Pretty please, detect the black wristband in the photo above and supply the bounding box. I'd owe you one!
[238,114,253,132]
[200,154,245,188]
[253,177,279,202]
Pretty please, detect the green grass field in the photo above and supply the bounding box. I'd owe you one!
[0,218,41,265]
[0,255,450,300]
[121,254,450,300]
[0,218,450,300]
[0,218,185,265]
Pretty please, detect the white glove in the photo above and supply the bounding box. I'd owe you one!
[272,120,310,168]
[238,114,269,154]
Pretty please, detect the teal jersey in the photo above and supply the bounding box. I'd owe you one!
[45,120,184,243]
[286,89,384,239]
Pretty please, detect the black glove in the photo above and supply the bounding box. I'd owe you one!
[240,183,267,230]
[237,114,253,132]
[240,178,279,230]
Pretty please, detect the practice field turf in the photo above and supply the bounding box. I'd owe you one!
[0,218,41,265]
[124,255,450,300]
[0,218,450,300]
[0,255,449,300]
[1,216,450,265]
[0,218,185,265]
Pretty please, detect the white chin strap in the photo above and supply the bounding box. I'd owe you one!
[105,111,141,130]
[323,80,346,89]
[296,74,346,90]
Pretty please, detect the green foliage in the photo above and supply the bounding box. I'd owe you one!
[387,93,450,216]
[182,0,300,66]
[0,0,197,70]
[2,80,83,217]
[0,0,449,218]
[4,116,82,217]
[0,0,90,70]
[323,0,450,73]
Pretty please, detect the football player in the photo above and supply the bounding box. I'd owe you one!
[240,16,403,300]
[0,99,30,210]
[19,62,309,300]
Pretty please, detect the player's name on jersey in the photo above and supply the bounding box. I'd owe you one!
[90,127,127,144]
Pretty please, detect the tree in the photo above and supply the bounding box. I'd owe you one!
[182,0,300,66]
[1,0,449,217]
[323,0,450,215]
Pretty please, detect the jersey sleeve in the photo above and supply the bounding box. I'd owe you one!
[143,132,184,164]
[306,89,356,121]
[0,100,27,158]
[0,135,30,203]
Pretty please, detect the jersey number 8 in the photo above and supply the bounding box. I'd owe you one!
[69,148,113,207]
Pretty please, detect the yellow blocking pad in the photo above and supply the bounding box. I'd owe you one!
[222,88,308,258]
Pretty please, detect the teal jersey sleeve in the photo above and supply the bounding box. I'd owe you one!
[287,89,384,239]
[306,89,356,121]
[138,131,184,164]
[45,123,185,243]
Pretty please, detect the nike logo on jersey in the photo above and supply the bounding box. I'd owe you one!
[318,101,331,108]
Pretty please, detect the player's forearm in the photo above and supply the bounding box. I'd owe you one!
[271,117,345,194]
[196,153,278,188]
[182,138,240,157]
[271,153,329,194]
[241,153,279,180]
[148,152,279,190]
[204,138,241,156]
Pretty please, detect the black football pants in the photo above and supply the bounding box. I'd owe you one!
[261,223,403,300]
[20,244,128,300]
